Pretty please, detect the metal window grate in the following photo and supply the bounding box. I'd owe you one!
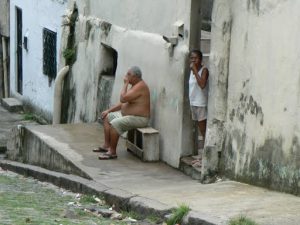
[43,28,57,79]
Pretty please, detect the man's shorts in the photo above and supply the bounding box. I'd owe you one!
[190,106,207,122]
[108,111,150,134]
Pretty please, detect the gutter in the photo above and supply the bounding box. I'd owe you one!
[53,66,69,124]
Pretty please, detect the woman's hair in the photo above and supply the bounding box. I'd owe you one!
[190,49,203,60]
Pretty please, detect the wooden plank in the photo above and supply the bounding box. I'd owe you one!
[136,127,158,134]
[126,141,143,159]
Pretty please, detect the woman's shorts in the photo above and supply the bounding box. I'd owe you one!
[108,111,149,134]
[190,106,207,121]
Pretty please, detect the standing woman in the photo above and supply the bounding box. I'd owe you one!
[189,50,209,146]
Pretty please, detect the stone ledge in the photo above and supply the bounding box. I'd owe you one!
[128,196,173,218]
[182,210,225,225]
[1,98,23,112]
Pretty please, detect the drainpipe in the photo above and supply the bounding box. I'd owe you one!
[2,37,8,98]
[53,66,69,124]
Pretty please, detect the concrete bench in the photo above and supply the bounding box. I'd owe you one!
[126,127,159,162]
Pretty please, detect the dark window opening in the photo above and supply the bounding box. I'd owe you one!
[43,28,57,83]
[100,43,118,76]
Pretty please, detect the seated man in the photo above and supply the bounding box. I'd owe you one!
[94,66,150,159]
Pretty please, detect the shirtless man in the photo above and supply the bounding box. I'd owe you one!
[94,66,150,159]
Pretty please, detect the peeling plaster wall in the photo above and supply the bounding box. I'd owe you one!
[0,0,10,37]
[61,0,198,167]
[10,0,67,121]
[209,0,300,194]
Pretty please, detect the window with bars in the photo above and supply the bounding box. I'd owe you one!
[43,28,57,80]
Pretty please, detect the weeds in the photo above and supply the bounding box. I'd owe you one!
[167,204,190,225]
[23,113,38,122]
[229,215,259,225]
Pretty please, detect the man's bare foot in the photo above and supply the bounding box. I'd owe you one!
[92,146,109,153]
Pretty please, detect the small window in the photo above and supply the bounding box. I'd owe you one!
[43,28,57,80]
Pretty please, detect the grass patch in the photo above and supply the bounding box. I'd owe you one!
[0,174,128,225]
[23,113,37,121]
[229,215,259,225]
[167,204,190,225]
[121,210,142,220]
[79,195,100,204]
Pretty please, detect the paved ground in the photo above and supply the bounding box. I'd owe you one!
[1,105,300,225]
[0,105,23,150]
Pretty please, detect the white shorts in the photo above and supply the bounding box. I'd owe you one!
[190,106,207,121]
[108,111,149,134]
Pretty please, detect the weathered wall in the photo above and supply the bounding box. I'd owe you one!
[0,0,10,37]
[9,0,67,121]
[61,0,202,167]
[208,0,300,194]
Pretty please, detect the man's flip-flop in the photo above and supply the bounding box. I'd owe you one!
[92,147,108,153]
[98,153,118,160]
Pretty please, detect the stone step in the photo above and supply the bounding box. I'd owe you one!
[179,156,202,180]
[1,98,23,112]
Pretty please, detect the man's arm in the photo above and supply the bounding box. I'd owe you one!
[120,76,142,103]
[101,102,122,119]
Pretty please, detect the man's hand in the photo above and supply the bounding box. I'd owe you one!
[123,74,129,84]
[101,110,109,120]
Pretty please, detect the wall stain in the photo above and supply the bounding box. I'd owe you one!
[247,0,260,15]
[223,133,300,195]
[230,93,264,125]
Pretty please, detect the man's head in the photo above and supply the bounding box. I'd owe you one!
[129,66,142,78]
[127,66,142,84]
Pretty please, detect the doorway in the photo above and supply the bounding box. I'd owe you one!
[16,7,23,95]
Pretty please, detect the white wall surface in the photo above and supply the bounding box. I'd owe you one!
[62,0,198,167]
[71,0,191,42]
[10,0,67,118]
[208,0,300,193]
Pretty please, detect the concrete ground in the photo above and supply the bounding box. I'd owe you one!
[1,105,300,225]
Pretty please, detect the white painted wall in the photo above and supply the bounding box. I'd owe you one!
[208,0,300,193]
[10,0,67,118]
[61,0,200,167]
[71,0,191,42]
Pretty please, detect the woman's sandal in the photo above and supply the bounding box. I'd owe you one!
[92,147,108,153]
[98,153,118,160]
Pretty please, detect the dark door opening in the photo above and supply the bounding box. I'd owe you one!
[16,7,23,95]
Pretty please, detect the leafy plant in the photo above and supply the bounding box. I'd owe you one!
[63,47,77,65]
[23,113,39,122]
[229,215,259,225]
[167,204,190,225]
